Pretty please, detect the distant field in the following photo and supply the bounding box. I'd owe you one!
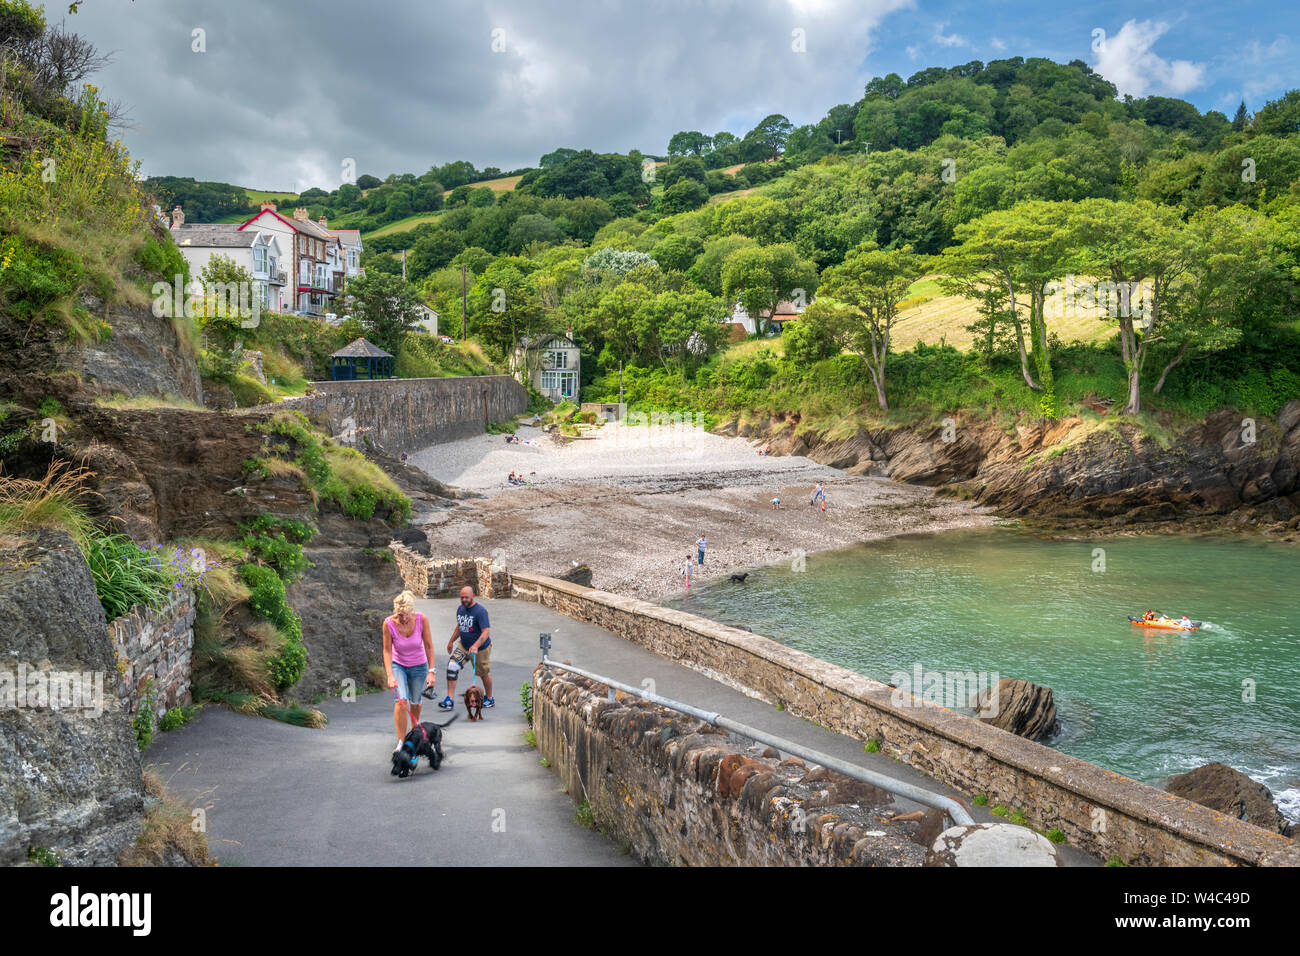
[245,188,298,204]
[890,276,1116,352]
[709,187,758,204]
[443,174,523,197]
[364,210,447,240]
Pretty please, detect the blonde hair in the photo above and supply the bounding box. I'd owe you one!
[392,591,415,617]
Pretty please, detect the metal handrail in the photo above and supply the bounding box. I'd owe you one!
[537,652,974,828]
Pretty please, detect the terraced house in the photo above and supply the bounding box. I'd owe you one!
[169,206,286,311]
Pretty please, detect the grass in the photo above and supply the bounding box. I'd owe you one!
[0,460,97,546]
[119,770,215,866]
[364,210,447,240]
[574,799,595,828]
[96,393,207,411]
[864,739,880,753]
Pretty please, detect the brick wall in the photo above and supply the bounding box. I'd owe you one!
[288,374,528,455]
[107,589,196,718]
[532,666,926,866]
[514,571,1300,867]
[389,545,512,599]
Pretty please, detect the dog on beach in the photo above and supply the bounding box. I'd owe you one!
[463,685,485,721]
[729,573,749,583]
[391,715,457,778]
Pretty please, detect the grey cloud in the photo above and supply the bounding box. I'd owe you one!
[73,0,907,188]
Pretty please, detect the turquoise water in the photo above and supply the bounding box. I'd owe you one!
[664,529,1300,822]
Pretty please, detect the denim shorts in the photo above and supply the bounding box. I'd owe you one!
[392,662,429,704]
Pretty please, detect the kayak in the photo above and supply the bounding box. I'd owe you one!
[1129,616,1201,631]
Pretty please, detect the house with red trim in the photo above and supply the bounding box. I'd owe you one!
[234,202,343,316]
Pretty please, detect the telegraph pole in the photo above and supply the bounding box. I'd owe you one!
[461,264,467,340]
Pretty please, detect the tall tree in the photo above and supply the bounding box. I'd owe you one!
[341,271,425,355]
[809,243,927,410]
[1073,199,1189,415]
[721,243,818,336]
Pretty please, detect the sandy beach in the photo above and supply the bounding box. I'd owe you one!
[410,421,996,601]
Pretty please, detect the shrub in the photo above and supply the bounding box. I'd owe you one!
[133,679,157,749]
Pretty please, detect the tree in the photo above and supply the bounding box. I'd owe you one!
[634,289,727,376]
[662,156,708,189]
[812,243,926,410]
[1231,100,1249,132]
[340,271,424,355]
[505,213,564,253]
[721,243,818,336]
[1153,205,1273,394]
[467,259,548,357]
[582,246,657,276]
[194,254,257,351]
[1072,199,1189,415]
[356,174,382,190]
[658,178,709,215]
[1254,90,1300,135]
[745,114,794,160]
[667,131,712,156]
[939,201,1075,412]
[650,233,704,273]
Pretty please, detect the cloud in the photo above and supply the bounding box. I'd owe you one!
[66,0,913,188]
[1091,19,1206,98]
[989,37,1007,52]
[933,22,967,48]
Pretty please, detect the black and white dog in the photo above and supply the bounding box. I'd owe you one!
[391,715,458,778]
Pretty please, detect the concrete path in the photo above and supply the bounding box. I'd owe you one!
[151,595,1096,866]
[147,595,637,867]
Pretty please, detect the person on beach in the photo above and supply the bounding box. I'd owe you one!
[771,496,782,509]
[681,555,693,588]
[696,535,707,565]
[382,590,435,752]
[810,482,824,506]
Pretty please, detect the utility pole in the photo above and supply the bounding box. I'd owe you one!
[461,264,467,340]
[401,249,407,282]
[619,361,624,408]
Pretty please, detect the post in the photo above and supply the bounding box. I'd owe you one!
[619,361,624,407]
[461,265,467,340]
[401,249,407,282]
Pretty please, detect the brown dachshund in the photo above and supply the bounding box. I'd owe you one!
[463,685,484,721]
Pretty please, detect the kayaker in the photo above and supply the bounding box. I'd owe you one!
[1143,609,1156,622]
[1180,615,1192,628]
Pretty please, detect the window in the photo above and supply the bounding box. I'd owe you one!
[541,371,577,396]
[253,244,267,274]
[545,349,567,369]
[256,281,269,308]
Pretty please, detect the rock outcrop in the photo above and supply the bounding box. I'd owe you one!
[976,678,1061,741]
[1166,762,1295,838]
[732,400,1300,537]
[926,822,1065,866]
[0,530,146,866]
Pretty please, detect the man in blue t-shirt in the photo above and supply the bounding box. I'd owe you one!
[439,586,494,710]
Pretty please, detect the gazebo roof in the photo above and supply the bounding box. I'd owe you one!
[331,337,393,359]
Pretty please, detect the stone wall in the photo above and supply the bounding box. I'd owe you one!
[107,589,196,718]
[389,544,511,599]
[290,374,528,455]
[514,571,1300,867]
[533,666,927,866]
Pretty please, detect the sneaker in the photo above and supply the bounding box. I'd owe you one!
[438,696,454,710]
[482,697,495,708]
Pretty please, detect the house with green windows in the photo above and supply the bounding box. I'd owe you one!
[511,331,580,402]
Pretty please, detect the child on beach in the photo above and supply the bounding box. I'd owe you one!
[771,496,781,509]
[681,555,693,588]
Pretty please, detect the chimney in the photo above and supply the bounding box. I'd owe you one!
[171,205,184,227]
[261,201,277,212]
[318,215,328,228]
[565,327,574,342]
[293,207,309,221]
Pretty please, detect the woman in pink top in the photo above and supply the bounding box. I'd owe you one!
[383,590,435,749]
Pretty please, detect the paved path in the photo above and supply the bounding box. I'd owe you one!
[151,596,1095,866]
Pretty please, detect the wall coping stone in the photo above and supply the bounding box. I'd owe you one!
[510,570,1299,866]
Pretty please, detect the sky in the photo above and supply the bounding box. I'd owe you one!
[64,0,1300,191]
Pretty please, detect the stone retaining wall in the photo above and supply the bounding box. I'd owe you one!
[389,544,511,599]
[108,589,195,718]
[533,666,927,866]
[288,374,528,455]
[514,571,1299,867]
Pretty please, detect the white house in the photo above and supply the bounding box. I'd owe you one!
[512,331,580,402]
[413,303,438,335]
[328,227,364,281]
[232,203,343,316]
[724,297,808,337]
[170,211,286,311]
